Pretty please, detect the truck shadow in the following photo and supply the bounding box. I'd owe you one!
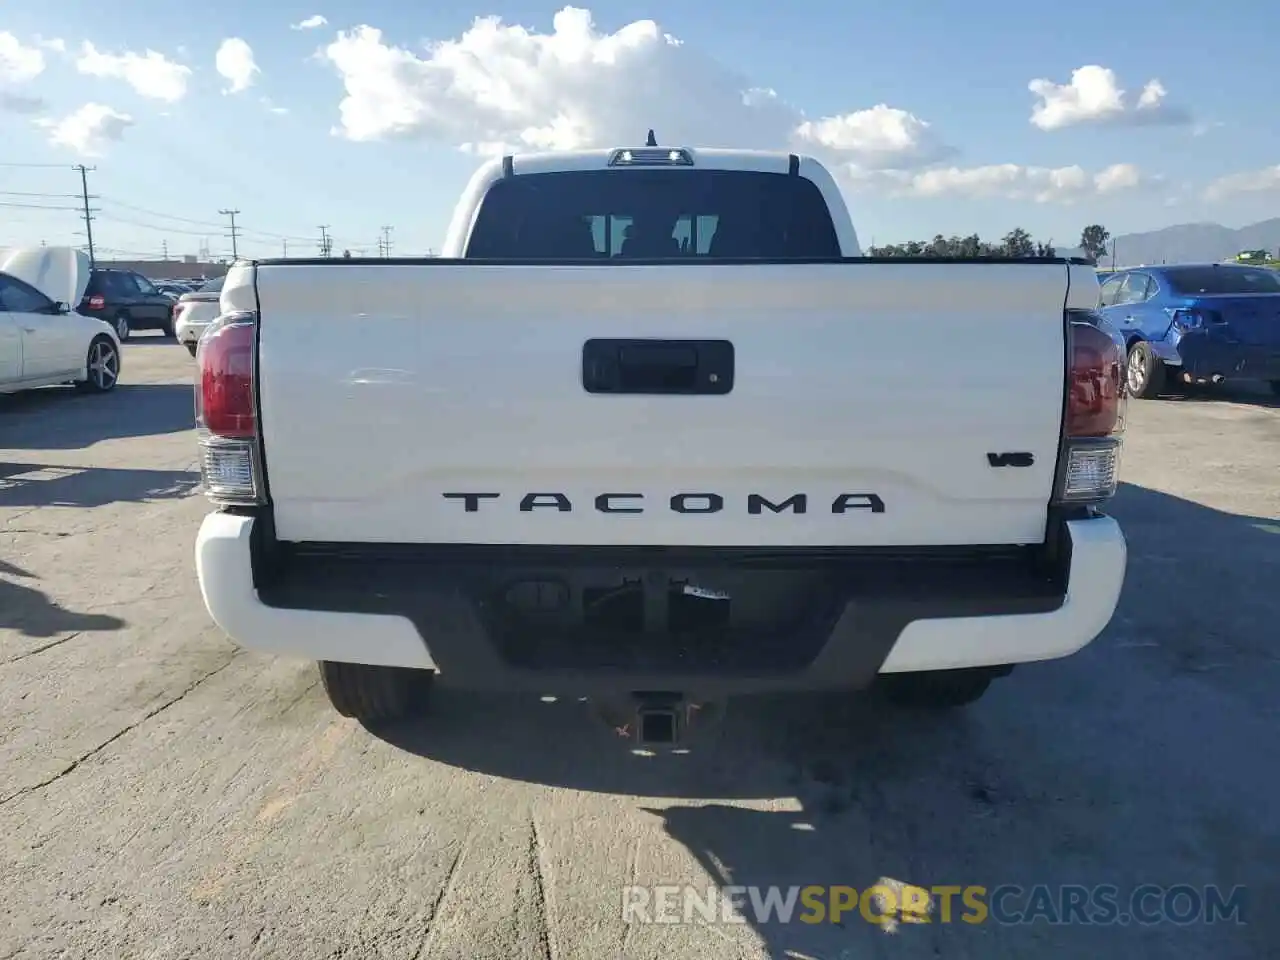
[0,383,194,450]
[370,481,1278,958]
[1158,381,1280,410]
[0,559,125,641]
[0,462,199,507]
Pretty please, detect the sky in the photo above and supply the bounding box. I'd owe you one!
[2,0,1279,260]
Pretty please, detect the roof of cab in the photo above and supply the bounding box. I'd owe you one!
[505,147,801,177]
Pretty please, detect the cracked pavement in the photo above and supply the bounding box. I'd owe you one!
[1,338,1278,959]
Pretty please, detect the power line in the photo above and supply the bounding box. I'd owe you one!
[219,208,241,259]
[96,196,318,243]
[379,225,394,257]
[0,200,82,211]
[318,225,332,258]
[0,190,83,199]
[96,213,212,238]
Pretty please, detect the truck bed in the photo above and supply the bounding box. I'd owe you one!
[238,258,1083,548]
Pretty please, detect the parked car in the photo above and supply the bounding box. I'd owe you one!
[154,281,193,298]
[172,276,224,356]
[77,268,177,341]
[0,247,121,394]
[1098,263,1280,398]
[191,143,1128,740]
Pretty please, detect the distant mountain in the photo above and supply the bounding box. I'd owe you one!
[1109,218,1280,267]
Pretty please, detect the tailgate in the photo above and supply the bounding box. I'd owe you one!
[252,261,1071,547]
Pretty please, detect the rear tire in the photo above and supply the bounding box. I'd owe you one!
[185,342,198,358]
[877,668,995,709]
[112,312,132,342]
[1125,341,1165,399]
[318,661,433,724]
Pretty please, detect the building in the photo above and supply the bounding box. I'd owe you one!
[97,258,231,281]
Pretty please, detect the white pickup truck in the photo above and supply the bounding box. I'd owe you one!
[193,143,1128,746]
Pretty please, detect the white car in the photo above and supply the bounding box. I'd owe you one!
[173,276,224,357]
[0,247,121,395]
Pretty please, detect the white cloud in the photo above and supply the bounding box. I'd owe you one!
[1204,165,1280,200]
[317,7,949,172]
[1029,65,1190,130]
[36,102,134,155]
[215,38,260,93]
[76,42,191,102]
[794,105,954,170]
[292,15,328,30]
[1093,162,1143,193]
[261,96,289,115]
[855,162,1148,204]
[1191,120,1224,138]
[0,31,45,83]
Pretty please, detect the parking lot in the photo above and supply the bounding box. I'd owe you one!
[1,338,1277,960]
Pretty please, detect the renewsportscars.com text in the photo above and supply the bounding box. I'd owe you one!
[621,883,1248,927]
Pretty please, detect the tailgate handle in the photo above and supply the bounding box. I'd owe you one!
[582,339,734,395]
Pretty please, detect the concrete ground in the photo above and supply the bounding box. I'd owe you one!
[1,338,1277,960]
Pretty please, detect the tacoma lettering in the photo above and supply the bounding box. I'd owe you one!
[442,493,885,514]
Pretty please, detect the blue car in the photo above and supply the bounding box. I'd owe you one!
[1097,263,1280,399]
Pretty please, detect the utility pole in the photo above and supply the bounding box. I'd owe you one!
[162,239,169,260]
[281,239,288,258]
[380,225,393,258]
[219,209,241,259]
[318,225,332,258]
[74,164,96,267]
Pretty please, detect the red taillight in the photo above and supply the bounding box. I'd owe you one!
[87,294,105,310]
[195,313,264,506]
[197,319,256,438]
[1056,319,1125,504]
[1066,321,1125,438]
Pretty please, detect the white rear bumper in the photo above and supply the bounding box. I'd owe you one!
[196,513,1125,678]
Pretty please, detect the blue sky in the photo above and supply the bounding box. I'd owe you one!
[2,0,1279,259]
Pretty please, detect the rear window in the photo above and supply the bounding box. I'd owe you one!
[465,169,842,260]
[1163,266,1280,295]
[200,276,224,294]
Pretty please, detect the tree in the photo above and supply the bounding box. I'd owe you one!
[865,228,1057,259]
[1080,224,1110,263]
[1001,228,1034,258]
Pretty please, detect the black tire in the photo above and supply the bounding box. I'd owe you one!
[112,312,132,342]
[318,661,433,724]
[1125,340,1165,399]
[73,335,121,393]
[185,341,198,358]
[877,668,995,709]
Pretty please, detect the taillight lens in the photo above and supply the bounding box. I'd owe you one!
[1170,308,1215,332]
[196,312,264,505]
[88,294,105,310]
[1057,318,1125,504]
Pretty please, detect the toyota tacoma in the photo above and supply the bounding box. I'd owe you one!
[192,142,1128,746]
